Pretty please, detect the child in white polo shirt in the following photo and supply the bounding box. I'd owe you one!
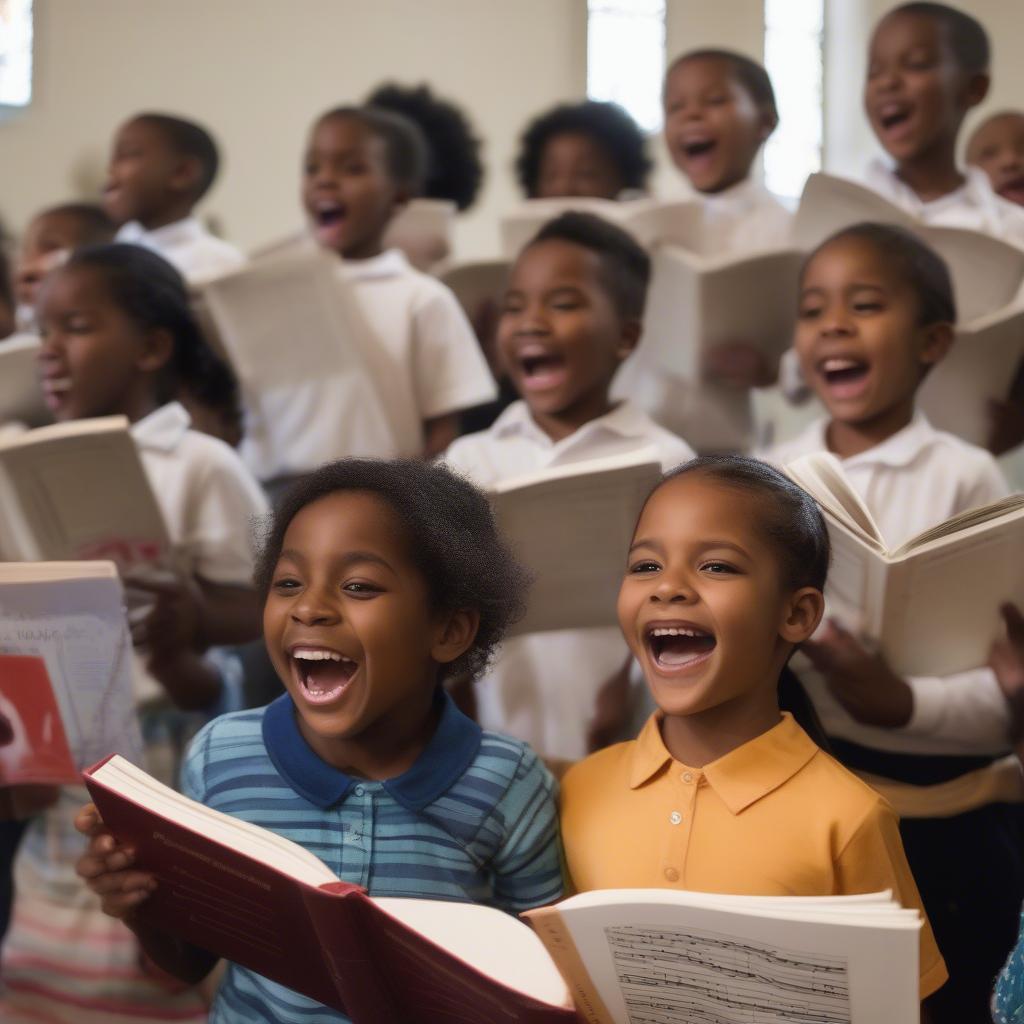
[769,222,1019,1023]
[105,113,244,285]
[444,212,693,764]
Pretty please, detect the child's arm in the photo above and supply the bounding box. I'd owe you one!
[74,803,219,985]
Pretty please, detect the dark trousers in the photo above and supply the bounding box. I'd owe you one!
[900,804,1024,1024]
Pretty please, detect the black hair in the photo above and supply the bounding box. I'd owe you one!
[133,113,221,201]
[34,203,116,246]
[255,459,529,680]
[0,245,12,321]
[181,346,241,423]
[884,3,990,75]
[318,106,428,195]
[527,211,651,320]
[803,222,956,326]
[365,83,484,211]
[64,243,224,403]
[666,49,779,125]
[654,455,831,593]
[515,100,652,198]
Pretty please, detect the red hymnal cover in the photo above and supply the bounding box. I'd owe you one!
[0,654,76,784]
[83,755,580,1023]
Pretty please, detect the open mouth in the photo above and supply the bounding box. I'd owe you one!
[645,623,716,672]
[681,138,717,160]
[516,348,568,390]
[999,175,1024,203]
[40,376,72,410]
[878,104,912,133]
[314,201,347,227]
[818,356,870,396]
[291,646,358,705]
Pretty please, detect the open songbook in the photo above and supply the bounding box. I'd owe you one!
[85,753,922,1024]
[642,245,804,381]
[438,259,511,321]
[0,415,170,568]
[918,301,1024,447]
[500,197,701,258]
[793,173,1024,323]
[490,449,663,634]
[0,334,50,428]
[384,197,457,270]
[0,563,139,778]
[785,451,1024,676]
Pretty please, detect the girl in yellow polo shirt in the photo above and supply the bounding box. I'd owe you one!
[560,456,947,1004]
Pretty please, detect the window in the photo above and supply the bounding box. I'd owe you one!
[0,0,32,107]
[587,0,666,133]
[763,0,824,199]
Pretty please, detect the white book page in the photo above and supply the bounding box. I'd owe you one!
[0,334,49,428]
[784,454,886,548]
[439,260,511,320]
[0,571,140,767]
[792,174,915,250]
[559,896,919,1024]
[641,247,702,379]
[372,897,571,1008]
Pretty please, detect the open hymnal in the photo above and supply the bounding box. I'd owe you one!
[85,753,921,1024]
[918,301,1024,447]
[438,259,511,321]
[0,334,50,428]
[384,198,457,271]
[642,244,805,381]
[0,563,139,776]
[0,415,170,568]
[793,173,1024,323]
[202,247,414,472]
[490,450,663,635]
[500,197,701,258]
[785,451,1024,676]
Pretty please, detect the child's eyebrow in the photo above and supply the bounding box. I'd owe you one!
[628,537,664,556]
[696,539,752,559]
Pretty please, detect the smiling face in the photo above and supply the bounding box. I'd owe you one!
[35,264,168,423]
[619,474,819,724]
[535,132,624,199]
[967,113,1024,206]
[864,11,985,167]
[498,238,637,439]
[795,235,951,439]
[262,490,467,769]
[104,118,191,229]
[302,114,402,260]
[663,56,773,194]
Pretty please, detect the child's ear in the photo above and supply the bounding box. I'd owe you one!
[431,608,481,667]
[779,587,825,645]
[919,321,955,370]
[616,318,643,361]
[137,327,175,376]
[169,156,203,198]
[757,107,780,143]
[963,72,990,112]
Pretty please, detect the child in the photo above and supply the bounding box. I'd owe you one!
[75,458,563,1022]
[967,110,1024,207]
[613,49,789,453]
[862,3,1024,243]
[13,202,115,330]
[242,105,495,489]
[559,454,947,1005]
[1,243,267,1021]
[443,212,693,763]
[514,100,652,200]
[770,222,1020,1023]
[105,112,245,284]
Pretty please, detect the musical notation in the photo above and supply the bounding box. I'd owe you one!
[605,924,851,1024]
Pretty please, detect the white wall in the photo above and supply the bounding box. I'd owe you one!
[0,0,588,259]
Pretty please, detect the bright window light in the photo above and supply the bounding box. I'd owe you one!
[763,0,823,199]
[587,0,666,133]
[0,0,33,107]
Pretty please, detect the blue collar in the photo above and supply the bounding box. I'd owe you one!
[261,690,483,812]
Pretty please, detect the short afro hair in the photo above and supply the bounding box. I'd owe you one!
[318,106,428,196]
[134,113,221,201]
[654,455,831,593]
[526,211,651,320]
[255,459,529,680]
[33,203,116,247]
[515,100,652,198]
[665,49,779,125]
[883,3,989,75]
[366,82,484,211]
[803,222,956,326]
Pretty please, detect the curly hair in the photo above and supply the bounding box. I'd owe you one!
[515,100,652,198]
[366,82,484,211]
[255,459,530,680]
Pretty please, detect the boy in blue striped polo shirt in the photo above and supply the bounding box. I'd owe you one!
[76,459,564,1023]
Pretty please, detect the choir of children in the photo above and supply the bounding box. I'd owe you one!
[0,1,1019,1021]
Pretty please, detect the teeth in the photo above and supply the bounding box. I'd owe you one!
[43,377,72,392]
[650,627,703,637]
[292,648,351,663]
[822,358,859,372]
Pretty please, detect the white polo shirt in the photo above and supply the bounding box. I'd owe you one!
[116,217,245,285]
[613,176,794,453]
[768,413,1014,755]
[443,400,694,761]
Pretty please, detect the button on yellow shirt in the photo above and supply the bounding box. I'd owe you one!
[560,712,947,1000]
